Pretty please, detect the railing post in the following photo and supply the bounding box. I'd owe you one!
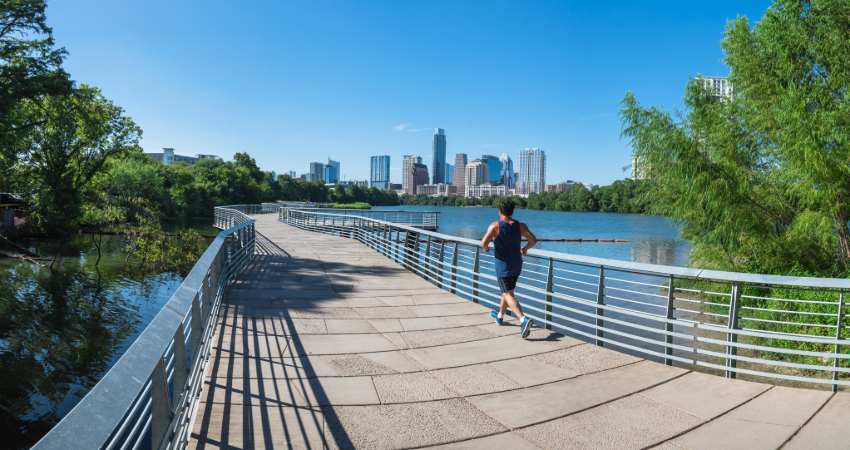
[425,235,433,282]
[437,240,446,289]
[544,258,554,330]
[171,325,188,409]
[725,282,742,379]
[472,247,480,303]
[664,276,675,365]
[450,242,459,294]
[189,296,203,360]
[833,291,845,392]
[595,266,605,346]
[150,357,171,449]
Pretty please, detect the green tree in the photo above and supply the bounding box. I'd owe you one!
[18,85,141,235]
[0,0,71,189]
[621,0,849,274]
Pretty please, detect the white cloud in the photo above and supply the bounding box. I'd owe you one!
[393,123,429,133]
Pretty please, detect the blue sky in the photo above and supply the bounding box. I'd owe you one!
[48,1,771,185]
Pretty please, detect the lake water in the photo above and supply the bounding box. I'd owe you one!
[376,205,691,266]
[0,236,187,449]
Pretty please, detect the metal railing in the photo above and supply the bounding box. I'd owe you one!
[280,207,439,230]
[33,206,257,450]
[282,208,849,390]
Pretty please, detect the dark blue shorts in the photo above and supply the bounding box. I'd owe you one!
[498,275,519,293]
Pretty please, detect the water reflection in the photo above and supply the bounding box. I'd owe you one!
[0,236,183,449]
[630,239,678,265]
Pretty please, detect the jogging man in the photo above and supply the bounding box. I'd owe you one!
[481,199,538,338]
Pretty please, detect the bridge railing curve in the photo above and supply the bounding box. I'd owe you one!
[278,206,439,230]
[33,206,258,450]
[281,207,849,391]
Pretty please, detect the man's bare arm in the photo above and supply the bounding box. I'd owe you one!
[481,222,498,252]
[520,223,537,255]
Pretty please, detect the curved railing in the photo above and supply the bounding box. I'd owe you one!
[282,207,849,390]
[33,206,257,450]
[280,206,439,229]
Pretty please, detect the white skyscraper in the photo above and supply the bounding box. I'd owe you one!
[464,160,488,188]
[697,76,733,99]
[517,148,546,195]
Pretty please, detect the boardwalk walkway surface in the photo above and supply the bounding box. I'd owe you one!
[190,215,848,450]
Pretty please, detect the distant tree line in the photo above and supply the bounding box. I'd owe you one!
[85,151,400,228]
[401,179,651,214]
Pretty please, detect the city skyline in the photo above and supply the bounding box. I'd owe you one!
[46,1,772,185]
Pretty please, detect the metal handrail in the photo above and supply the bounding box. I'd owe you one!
[33,206,257,450]
[281,207,849,390]
[281,207,439,229]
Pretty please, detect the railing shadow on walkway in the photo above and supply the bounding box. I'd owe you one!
[190,236,423,449]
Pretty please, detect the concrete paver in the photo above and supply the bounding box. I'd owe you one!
[658,386,832,450]
[784,392,850,450]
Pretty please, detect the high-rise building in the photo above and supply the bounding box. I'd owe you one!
[432,128,446,184]
[403,155,428,195]
[499,153,515,188]
[481,154,502,185]
[403,155,417,195]
[464,159,489,189]
[413,161,429,194]
[445,164,454,185]
[308,161,325,182]
[287,170,297,178]
[517,148,546,194]
[325,159,340,184]
[697,75,733,99]
[370,155,391,190]
[453,153,467,187]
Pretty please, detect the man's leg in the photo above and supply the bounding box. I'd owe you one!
[502,290,524,320]
[498,293,508,317]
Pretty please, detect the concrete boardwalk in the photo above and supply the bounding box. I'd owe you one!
[190,215,848,450]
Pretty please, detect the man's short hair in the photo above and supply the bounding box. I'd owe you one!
[498,199,515,217]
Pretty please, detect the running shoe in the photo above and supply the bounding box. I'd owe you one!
[489,310,503,325]
[520,316,533,338]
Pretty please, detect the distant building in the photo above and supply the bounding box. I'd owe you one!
[339,180,369,187]
[453,153,467,188]
[464,159,489,189]
[145,148,220,165]
[402,155,417,195]
[445,164,454,186]
[481,154,502,185]
[546,181,578,193]
[389,183,403,191]
[418,183,456,197]
[0,193,25,234]
[370,155,391,190]
[499,153,515,188]
[325,159,340,184]
[403,155,429,195]
[697,75,733,99]
[517,148,546,195]
[432,128,447,184]
[466,184,511,198]
[308,162,325,182]
[413,162,429,194]
[631,154,648,180]
[287,170,297,178]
